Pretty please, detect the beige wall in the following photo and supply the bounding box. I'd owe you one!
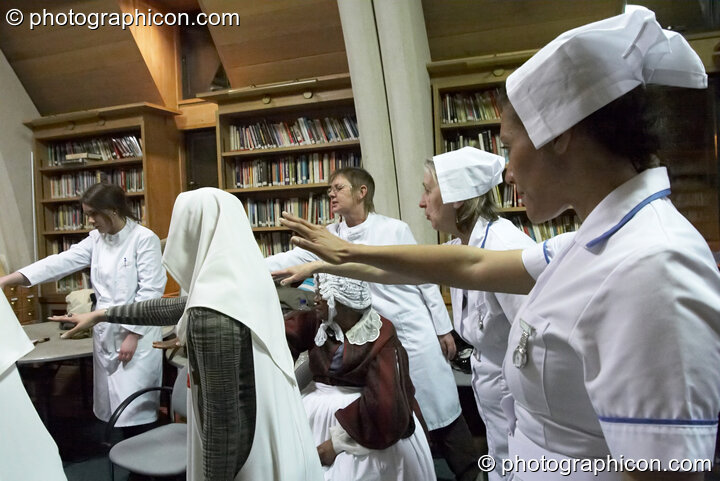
[0,49,38,271]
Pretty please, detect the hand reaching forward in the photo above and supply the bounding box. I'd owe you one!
[279,212,353,264]
[48,309,107,339]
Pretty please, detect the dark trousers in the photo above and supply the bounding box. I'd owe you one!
[429,413,480,481]
[187,308,256,481]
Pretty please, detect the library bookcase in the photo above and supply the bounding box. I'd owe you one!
[429,53,581,244]
[25,102,181,306]
[201,74,362,256]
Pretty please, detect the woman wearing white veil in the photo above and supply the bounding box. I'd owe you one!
[54,188,323,481]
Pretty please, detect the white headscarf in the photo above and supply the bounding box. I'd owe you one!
[433,146,505,203]
[0,293,33,376]
[314,273,380,347]
[506,6,707,149]
[162,188,295,381]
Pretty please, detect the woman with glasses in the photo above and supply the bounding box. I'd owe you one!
[267,167,480,481]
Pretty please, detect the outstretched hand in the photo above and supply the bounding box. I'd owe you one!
[48,310,103,339]
[271,261,321,286]
[279,212,352,264]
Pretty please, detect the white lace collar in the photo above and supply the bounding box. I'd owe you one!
[314,308,382,347]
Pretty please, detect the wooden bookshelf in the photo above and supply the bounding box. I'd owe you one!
[25,102,182,296]
[202,74,362,256]
[429,57,581,243]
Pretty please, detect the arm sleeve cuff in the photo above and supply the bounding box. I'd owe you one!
[329,424,372,456]
[600,419,718,469]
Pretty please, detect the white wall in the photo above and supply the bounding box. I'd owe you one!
[0,48,39,272]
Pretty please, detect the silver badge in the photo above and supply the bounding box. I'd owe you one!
[513,319,534,369]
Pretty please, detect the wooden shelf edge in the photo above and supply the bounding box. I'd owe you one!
[226,183,329,194]
[440,119,501,129]
[42,192,144,204]
[39,157,143,172]
[222,139,360,158]
[24,102,180,129]
[199,73,352,104]
[43,230,92,236]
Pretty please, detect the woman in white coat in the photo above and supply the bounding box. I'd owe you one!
[280,7,720,480]
[0,293,66,481]
[54,188,323,481]
[0,183,166,433]
[267,167,480,481]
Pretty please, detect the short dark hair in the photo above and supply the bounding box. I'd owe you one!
[80,183,139,221]
[501,85,662,172]
[330,167,375,213]
[574,85,662,172]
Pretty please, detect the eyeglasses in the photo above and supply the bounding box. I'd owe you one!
[327,183,352,195]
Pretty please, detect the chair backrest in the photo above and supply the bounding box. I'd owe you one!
[171,365,189,420]
[294,352,312,392]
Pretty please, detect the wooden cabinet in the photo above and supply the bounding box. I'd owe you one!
[429,54,581,243]
[3,285,39,325]
[201,74,362,255]
[25,102,181,298]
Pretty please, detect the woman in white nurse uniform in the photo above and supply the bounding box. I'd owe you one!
[0,183,166,432]
[280,7,720,480]
[55,188,324,481]
[0,293,66,481]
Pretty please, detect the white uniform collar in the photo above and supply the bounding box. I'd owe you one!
[102,218,135,245]
[467,216,491,247]
[336,212,375,242]
[574,167,671,249]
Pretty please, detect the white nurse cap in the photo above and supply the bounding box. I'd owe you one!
[506,6,707,149]
[433,146,505,203]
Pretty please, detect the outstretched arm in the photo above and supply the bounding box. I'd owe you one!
[280,212,535,294]
[271,260,424,286]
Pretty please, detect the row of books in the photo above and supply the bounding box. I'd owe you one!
[233,152,361,188]
[247,194,332,228]
[488,183,524,209]
[512,214,581,242]
[46,135,143,166]
[48,169,144,199]
[56,271,90,293]
[47,236,79,255]
[256,232,292,257]
[441,88,502,124]
[443,130,507,160]
[51,199,145,231]
[227,116,359,152]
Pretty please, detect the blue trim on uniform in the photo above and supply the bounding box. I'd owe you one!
[585,189,671,249]
[542,240,550,264]
[480,221,493,248]
[598,416,718,426]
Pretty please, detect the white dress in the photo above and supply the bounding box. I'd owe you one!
[503,167,720,479]
[266,212,461,430]
[447,217,534,481]
[20,220,167,426]
[0,293,67,481]
[164,189,324,481]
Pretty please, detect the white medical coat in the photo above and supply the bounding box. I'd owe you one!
[266,212,461,430]
[447,217,533,480]
[503,167,720,475]
[20,220,167,426]
[0,293,66,481]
